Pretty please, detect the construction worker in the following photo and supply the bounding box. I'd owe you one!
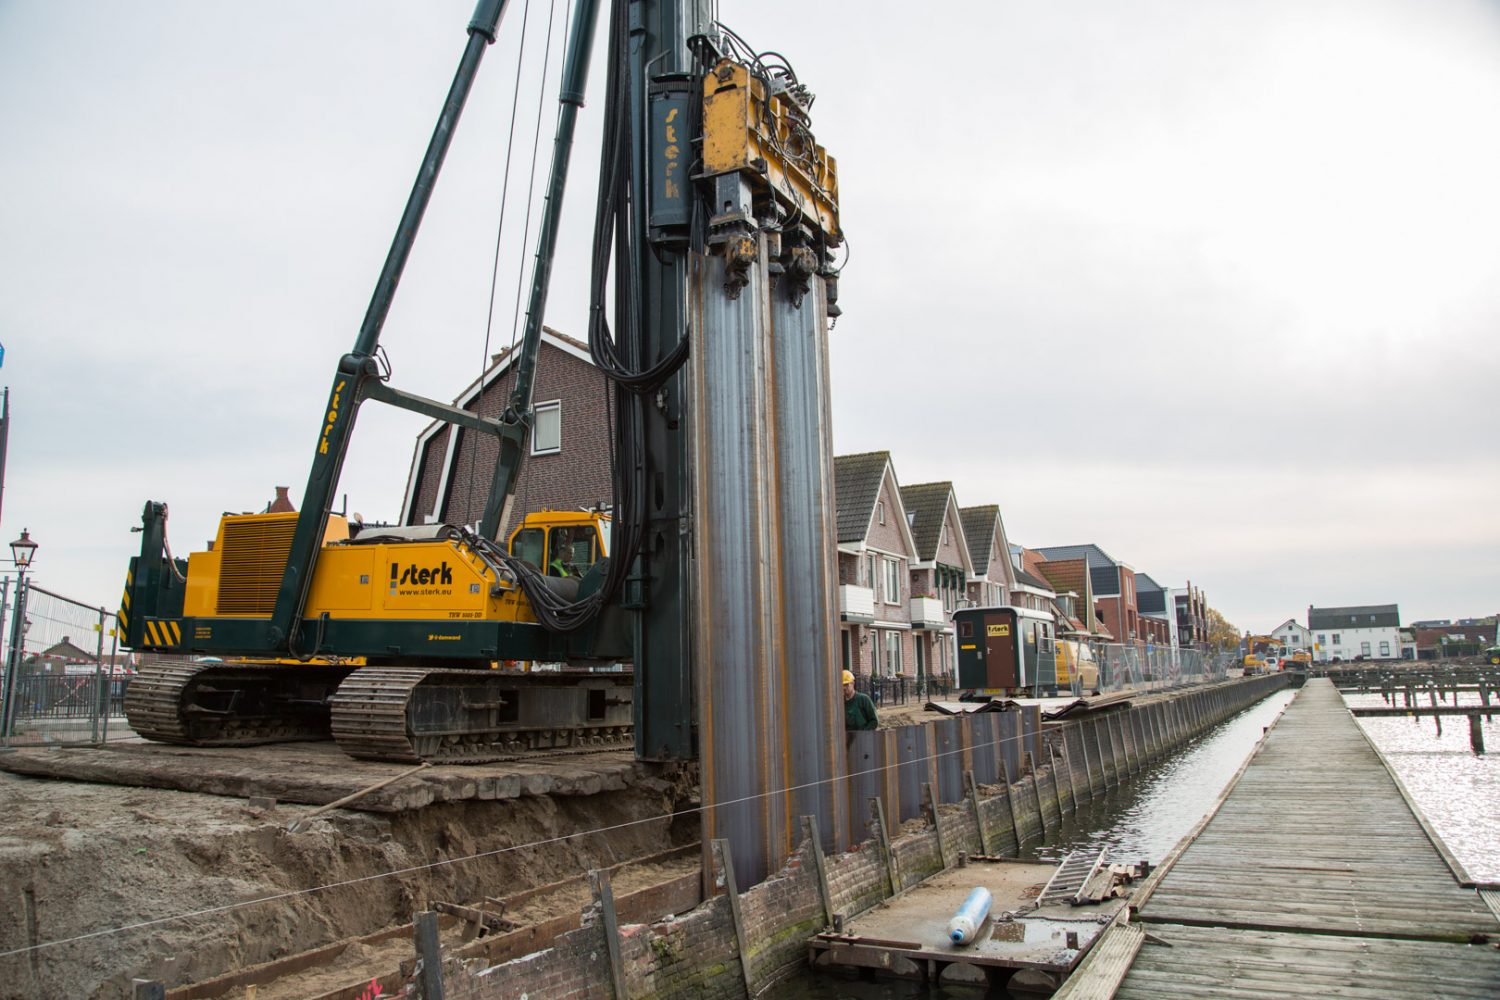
[842,670,878,732]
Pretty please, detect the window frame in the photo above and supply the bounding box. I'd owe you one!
[883,556,902,605]
[531,399,562,455]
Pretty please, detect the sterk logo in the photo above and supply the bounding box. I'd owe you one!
[390,560,454,587]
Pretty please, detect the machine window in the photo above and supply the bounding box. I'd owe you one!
[547,525,598,577]
[510,527,545,568]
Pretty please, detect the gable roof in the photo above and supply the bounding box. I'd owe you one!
[960,505,999,575]
[400,327,596,524]
[1309,604,1400,629]
[1033,543,1123,596]
[1013,566,1054,594]
[899,482,971,572]
[899,482,953,560]
[833,451,891,543]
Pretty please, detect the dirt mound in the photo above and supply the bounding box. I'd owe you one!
[0,765,694,999]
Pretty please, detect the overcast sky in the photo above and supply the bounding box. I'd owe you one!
[1,0,1497,634]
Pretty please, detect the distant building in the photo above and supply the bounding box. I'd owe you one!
[832,451,918,680]
[1307,604,1401,662]
[1170,583,1209,649]
[1133,574,1173,646]
[1414,622,1498,660]
[1269,618,1312,651]
[1034,543,1140,644]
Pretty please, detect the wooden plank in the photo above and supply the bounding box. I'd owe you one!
[1050,912,1144,1000]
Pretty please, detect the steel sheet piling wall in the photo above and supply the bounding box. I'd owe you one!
[691,242,844,885]
[691,248,784,886]
[769,269,845,854]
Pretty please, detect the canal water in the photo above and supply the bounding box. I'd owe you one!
[781,683,1498,997]
[779,688,1298,998]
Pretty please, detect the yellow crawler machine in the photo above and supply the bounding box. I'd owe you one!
[121,506,632,762]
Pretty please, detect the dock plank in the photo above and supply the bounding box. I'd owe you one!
[1081,679,1499,998]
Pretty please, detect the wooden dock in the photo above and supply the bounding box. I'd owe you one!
[1057,678,1500,999]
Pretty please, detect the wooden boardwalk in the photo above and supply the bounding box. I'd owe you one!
[1060,678,1500,999]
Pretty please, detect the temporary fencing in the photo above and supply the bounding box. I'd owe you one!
[1038,636,1231,699]
[0,579,124,747]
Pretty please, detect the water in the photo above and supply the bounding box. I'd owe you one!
[780,685,1498,997]
[1021,689,1296,867]
[778,688,1298,998]
[1344,690,1500,883]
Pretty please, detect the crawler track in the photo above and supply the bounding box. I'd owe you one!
[123,661,351,746]
[330,667,634,763]
[124,661,634,764]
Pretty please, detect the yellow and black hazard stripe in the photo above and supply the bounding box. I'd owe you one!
[144,619,182,647]
[118,568,133,635]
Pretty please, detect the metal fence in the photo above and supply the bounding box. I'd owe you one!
[1,579,123,747]
[855,672,956,707]
[1037,637,1232,699]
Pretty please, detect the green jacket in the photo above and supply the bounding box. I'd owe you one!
[844,691,878,732]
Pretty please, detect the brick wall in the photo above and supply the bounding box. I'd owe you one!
[403,338,614,537]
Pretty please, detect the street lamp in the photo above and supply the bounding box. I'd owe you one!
[1,528,38,741]
[10,529,37,570]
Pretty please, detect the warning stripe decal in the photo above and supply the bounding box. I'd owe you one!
[144,620,181,647]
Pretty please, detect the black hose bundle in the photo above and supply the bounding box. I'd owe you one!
[505,0,691,634]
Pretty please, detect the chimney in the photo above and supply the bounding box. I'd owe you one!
[269,486,296,513]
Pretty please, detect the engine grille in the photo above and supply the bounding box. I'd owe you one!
[215,514,298,615]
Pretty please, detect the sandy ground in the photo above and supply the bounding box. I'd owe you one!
[0,763,693,1000]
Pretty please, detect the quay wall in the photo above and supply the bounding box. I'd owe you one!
[448,672,1291,999]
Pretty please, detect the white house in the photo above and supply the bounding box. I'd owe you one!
[1308,604,1401,662]
[1270,618,1312,653]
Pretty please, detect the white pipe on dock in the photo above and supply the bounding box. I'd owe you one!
[947,886,993,945]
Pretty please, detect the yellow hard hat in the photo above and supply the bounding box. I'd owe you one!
[841,670,855,685]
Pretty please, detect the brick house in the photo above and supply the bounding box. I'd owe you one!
[959,505,1016,610]
[900,482,973,686]
[22,636,96,676]
[832,452,918,679]
[400,328,613,534]
[1034,543,1140,646]
[1028,552,1109,640]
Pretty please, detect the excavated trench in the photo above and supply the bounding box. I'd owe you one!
[0,762,698,1000]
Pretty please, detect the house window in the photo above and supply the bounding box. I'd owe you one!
[1360,641,1371,656]
[885,631,903,676]
[942,524,949,546]
[1379,641,1390,656]
[877,500,885,525]
[1318,634,1326,645]
[531,401,561,454]
[1331,633,1341,644]
[866,553,877,598]
[884,557,901,605]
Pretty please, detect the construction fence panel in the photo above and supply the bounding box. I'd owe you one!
[1,582,121,748]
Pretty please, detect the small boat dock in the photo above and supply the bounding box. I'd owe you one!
[808,851,1138,991]
[1057,678,1500,999]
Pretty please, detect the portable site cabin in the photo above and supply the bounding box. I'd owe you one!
[954,605,1056,694]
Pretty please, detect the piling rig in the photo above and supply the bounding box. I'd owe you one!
[120,0,846,846]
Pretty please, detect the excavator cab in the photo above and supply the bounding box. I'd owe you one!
[508,510,609,579]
